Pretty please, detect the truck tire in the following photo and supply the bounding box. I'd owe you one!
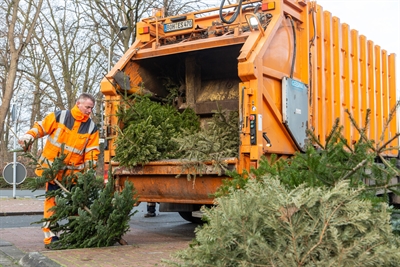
[178,212,204,224]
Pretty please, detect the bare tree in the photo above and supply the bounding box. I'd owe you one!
[79,0,211,63]
[25,0,104,110]
[157,0,211,17]
[0,0,215,169]
[0,0,43,166]
[78,0,147,60]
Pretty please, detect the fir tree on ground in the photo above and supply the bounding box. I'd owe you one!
[168,106,400,266]
[169,179,400,267]
[24,146,136,249]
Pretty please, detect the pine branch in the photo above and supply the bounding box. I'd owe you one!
[377,100,400,147]
[340,158,369,180]
[306,128,324,149]
[52,179,92,215]
[378,154,399,177]
[377,133,400,154]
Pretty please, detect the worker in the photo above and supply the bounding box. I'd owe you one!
[18,93,100,248]
[145,202,157,217]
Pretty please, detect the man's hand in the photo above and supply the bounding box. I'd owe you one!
[18,134,34,151]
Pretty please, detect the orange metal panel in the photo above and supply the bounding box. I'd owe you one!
[314,4,326,142]
[117,175,225,204]
[114,159,237,203]
[332,16,343,127]
[351,29,360,142]
[312,5,397,154]
[293,6,310,82]
[375,45,383,143]
[367,40,376,142]
[382,50,389,146]
[113,158,237,204]
[104,95,121,157]
[323,10,334,136]
[114,158,237,175]
[360,36,368,129]
[134,34,249,60]
[342,23,352,142]
[389,54,397,145]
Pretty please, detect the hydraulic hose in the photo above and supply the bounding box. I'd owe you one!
[308,3,317,105]
[219,0,244,24]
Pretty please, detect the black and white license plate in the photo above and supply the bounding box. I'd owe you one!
[164,19,193,33]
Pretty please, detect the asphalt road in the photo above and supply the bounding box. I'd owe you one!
[0,214,42,228]
[0,201,198,233]
[0,188,199,237]
[0,188,199,256]
[0,189,45,199]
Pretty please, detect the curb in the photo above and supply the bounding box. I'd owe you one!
[0,211,43,217]
[0,240,62,267]
[19,252,62,267]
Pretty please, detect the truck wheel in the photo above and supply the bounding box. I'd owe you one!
[178,212,204,224]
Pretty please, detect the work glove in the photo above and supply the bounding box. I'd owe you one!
[18,133,34,151]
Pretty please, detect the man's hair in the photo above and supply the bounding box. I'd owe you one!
[77,93,95,104]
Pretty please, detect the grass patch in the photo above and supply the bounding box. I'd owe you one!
[0,177,43,190]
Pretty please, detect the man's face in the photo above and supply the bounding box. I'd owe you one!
[77,98,94,115]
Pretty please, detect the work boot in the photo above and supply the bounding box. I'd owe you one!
[144,212,156,217]
[44,236,60,249]
[145,202,156,217]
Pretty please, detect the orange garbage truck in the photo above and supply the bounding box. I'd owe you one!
[100,0,398,222]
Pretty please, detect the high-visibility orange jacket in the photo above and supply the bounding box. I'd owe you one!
[27,105,100,178]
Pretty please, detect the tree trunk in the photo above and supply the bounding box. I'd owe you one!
[0,53,19,145]
[0,0,43,150]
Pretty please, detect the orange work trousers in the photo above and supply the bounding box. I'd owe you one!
[43,182,59,245]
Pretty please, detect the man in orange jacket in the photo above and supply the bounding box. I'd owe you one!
[18,93,100,248]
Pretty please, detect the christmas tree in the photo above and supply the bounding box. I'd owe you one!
[114,94,200,166]
[25,146,136,249]
[169,179,400,266]
[167,106,400,266]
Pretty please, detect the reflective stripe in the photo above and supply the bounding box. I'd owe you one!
[52,128,62,143]
[43,231,56,238]
[47,135,85,155]
[39,155,84,171]
[59,110,67,125]
[65,164,85,170]
[31,128,39,136]
[44,231,51,238]
[37,121,47,136]
[88,121,95,134]
[66,145,84,155]
[85,146,100,153]
[43,222,56,238]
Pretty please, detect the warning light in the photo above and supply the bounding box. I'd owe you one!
[139,26,150,34]
[249,115,255,120]
[262,2,275,11]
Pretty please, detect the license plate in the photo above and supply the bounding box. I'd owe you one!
[164,19,193,33]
